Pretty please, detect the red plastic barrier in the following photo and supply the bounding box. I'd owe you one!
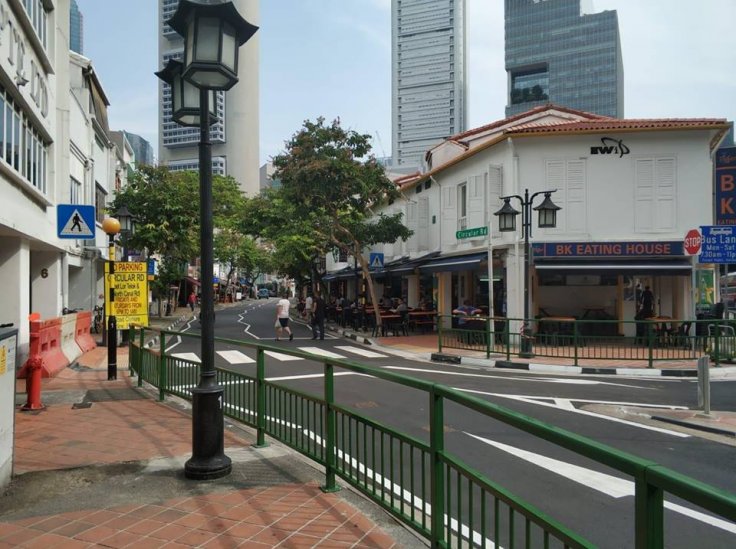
[75,311,97,353]
[17,317,68,378]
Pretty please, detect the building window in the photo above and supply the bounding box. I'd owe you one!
[457,182,467,230]
[22,0,48,48]
[510,66,549,105]
[95,184,107,224]
[70,177,82,204]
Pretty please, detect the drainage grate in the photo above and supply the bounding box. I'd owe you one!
[72,402,93,409]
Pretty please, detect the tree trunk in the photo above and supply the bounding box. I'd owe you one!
[355,250,381,328]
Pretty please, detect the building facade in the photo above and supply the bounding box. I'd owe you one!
[327,106,731,338]
[157,0,260,195]
[391,0,467,171]
[123,131,154,167]
[505,0,624,118]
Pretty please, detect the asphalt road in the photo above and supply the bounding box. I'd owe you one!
[162,300,736,548]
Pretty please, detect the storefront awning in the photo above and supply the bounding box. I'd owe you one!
[389,251,442,274]
[323,267,358,281]
[419,252,488,273]
[534,259,692,275]
[184,276,201,286]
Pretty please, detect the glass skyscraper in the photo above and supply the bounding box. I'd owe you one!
[392,0,467,170]
[70,0,83,54]
[505,0,623,118]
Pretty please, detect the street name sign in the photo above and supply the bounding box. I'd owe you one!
[456,226,488,240]
[104,262,149,329]
[698,225,736,264]
[57,204,95,239]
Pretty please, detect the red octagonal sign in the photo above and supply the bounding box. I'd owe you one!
[684,228,702,255]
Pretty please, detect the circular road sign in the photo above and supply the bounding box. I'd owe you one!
[684,228,702,255]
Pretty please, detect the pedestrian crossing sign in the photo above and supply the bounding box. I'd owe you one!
[57,204,96,239]
[369,252,384,269]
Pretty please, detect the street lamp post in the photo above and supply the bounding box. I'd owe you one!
[102,217,120,380]
[158,0,257,481]
[494,189,560,357]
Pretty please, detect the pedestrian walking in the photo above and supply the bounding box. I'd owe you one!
[188,291,197,312]
[275,295,293,341]
[311,292,326,340]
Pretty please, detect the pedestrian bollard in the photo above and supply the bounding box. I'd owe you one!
[697,355,711,415]
[21,355,46,411]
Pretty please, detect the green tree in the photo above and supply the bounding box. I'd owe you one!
[112,165,249,313]
[265,117,412,325]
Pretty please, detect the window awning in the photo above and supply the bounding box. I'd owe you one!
[419,252,488,273]
[534,259,692,275]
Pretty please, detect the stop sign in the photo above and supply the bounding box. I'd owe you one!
[684,229,702,255]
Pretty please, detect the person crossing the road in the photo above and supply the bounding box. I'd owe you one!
[275,294,293,341]
[311,291,326,340]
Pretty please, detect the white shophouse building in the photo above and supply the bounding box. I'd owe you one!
[330,105,732,336]
[0,1,123,366]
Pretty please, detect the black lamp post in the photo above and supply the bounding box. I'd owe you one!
[494,189,560,357]
[102,217,120,380]
[158,0,258,481]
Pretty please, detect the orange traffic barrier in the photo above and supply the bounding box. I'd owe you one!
[17,317,68,378]
[75,311,97,353]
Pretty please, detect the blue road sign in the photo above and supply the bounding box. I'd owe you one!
[57,204,96,239]
[699,225,736,264]
[369,252,384,269]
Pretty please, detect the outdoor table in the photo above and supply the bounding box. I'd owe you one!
[408,311,437,332]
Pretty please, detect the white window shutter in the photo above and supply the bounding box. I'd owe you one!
[442,185,457,247]
[635,159,655,232]
[566,160,586,233]
[418,196,429,250]
[655,158,676,230]
[467,174,485,230]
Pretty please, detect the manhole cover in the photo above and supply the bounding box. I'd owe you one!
[72,402,93,409]
[84,388,147,402]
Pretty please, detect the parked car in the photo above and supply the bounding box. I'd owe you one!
[257,288,270,299]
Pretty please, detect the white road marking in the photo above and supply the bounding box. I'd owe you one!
[266,371,363,382]
[466,433,736,534]
[171,352,200,363]
[298,347,346,359]
[216,350,255,364]
[334,345,388,358]
[165,335,182,352]
[384,365,649,388]
[456,387,690,437]
[264,350,304,362]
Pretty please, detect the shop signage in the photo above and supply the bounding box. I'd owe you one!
[533,241,684,257]
[590,137,630,158]
[698,226,736,264]
[456,226,488,239]
[715,146,736,225]
[104,262,149,329]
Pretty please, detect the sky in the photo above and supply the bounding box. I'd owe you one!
[76,0,736,165]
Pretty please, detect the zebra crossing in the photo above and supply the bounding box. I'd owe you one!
[171,345,388,366]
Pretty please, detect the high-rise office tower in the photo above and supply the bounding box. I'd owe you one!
[157,0,260,195]
[392,0,467,171]
[505,0,623,118]
[70,0,83,54]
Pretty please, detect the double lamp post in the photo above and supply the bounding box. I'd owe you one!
[156,0,257,480]
[494,189,560,357]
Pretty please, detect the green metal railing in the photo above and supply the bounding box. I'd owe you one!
[438,316,736,367]
[128,326,736,548]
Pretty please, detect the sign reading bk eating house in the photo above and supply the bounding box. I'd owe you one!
[532,241,685,258]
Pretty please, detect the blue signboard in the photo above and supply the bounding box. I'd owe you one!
[715,147,736,225]
[533,241,684,258]
[369,252,384,269]
[57,204,96,240]
[699,226,736,264]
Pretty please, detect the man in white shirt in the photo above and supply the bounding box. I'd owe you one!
[305,294,313,324]
[275,296,293,341]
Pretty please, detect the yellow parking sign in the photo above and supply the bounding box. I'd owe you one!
[104,262,149,329]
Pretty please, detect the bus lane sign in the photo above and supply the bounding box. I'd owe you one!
[104,262,149,328]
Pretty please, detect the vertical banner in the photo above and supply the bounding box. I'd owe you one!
[715,146,736,225]
[695,269,715,312]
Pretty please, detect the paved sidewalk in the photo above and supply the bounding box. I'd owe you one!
[6,346,424,548]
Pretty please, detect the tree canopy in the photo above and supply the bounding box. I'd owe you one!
[248,117,412,323]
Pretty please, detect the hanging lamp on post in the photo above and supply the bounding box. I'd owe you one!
[159,0,258,481]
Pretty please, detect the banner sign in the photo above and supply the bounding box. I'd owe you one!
[715,146,736,225]
[532,241,684,258]
[104,262,149,329]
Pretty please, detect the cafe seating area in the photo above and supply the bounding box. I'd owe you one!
[325,301,438,337]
